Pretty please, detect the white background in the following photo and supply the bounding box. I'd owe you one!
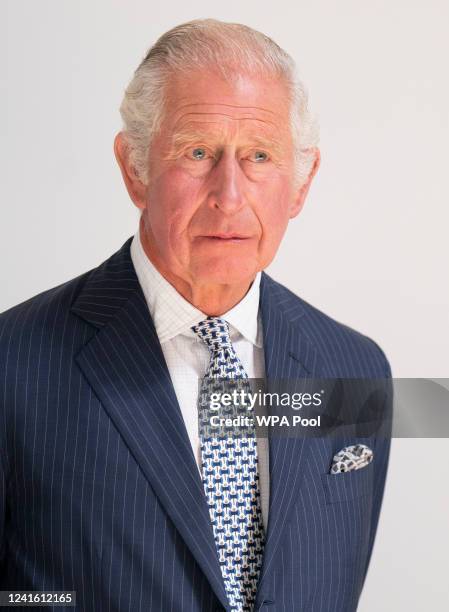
[2,1,449,609]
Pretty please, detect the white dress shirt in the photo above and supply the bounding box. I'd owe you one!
[130,229,270,531]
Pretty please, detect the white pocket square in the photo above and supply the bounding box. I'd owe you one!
[330,443,373,474]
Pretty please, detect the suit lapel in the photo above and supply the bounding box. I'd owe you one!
[71,238,229,610]
[257,273,327,590]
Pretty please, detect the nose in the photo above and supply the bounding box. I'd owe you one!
[207,150,246,215]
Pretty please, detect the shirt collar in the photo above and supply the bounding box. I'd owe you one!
[130,229,262,347]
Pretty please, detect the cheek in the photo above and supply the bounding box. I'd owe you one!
[146,167,204,236]
[255,177,293,237]
[250,177,293,268]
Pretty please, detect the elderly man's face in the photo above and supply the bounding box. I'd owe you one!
[117,69,319,289]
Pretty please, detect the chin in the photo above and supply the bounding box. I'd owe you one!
[192,256,258,285]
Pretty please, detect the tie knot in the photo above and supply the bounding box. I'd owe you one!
[191,317,232,352]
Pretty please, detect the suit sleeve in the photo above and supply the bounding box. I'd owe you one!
[360,355,393,588]
[0,316,9,576]
[0,450,5,572]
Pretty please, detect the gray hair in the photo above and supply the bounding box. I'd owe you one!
[119,18,319,186]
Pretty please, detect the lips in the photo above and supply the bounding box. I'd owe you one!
[200,234,250,240]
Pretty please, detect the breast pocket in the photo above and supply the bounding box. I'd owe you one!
[321,460,374,504]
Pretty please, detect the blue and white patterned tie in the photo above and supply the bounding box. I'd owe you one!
[191,317,265,612]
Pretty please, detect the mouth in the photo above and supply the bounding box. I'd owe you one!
[199,234,251,242]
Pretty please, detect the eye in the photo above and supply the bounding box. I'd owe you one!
[249,150,269,163]
[189,147,209,161]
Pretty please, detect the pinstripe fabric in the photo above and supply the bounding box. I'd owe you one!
[0,236,392,612]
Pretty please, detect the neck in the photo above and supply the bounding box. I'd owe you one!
[139,225,255,316]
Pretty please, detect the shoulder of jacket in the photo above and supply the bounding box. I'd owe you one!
[263,274,391,377]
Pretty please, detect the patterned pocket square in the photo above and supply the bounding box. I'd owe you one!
[330,443,373,474]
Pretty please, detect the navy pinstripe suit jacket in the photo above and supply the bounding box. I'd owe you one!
[0,237,392,612]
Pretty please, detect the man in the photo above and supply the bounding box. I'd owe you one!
[0,19,392,612]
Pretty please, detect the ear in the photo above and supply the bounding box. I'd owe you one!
[289,147,321,219]
[113,132,147,210]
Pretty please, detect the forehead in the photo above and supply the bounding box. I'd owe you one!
[161,70,292,141]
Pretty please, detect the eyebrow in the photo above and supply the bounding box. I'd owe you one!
[167,126,286,159]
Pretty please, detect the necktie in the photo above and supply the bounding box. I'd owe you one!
[191,317,265,612]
